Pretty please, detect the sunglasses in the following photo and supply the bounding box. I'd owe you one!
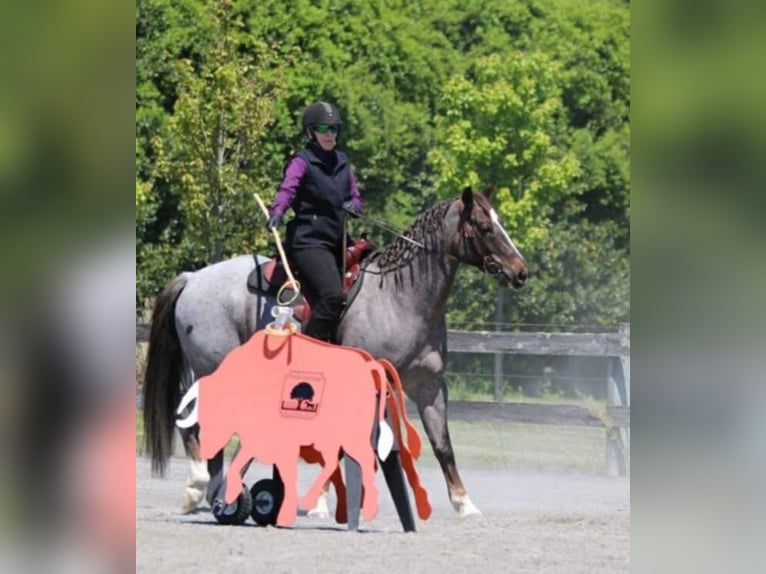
[313,124,340,134]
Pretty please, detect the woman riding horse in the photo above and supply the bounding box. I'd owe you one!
[267,101,363,343]
[144,185,528,518]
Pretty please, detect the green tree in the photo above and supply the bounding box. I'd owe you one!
[234,0,462,229]
[135,0,630,337]
[429,51,580,250]
[152,0,287,264]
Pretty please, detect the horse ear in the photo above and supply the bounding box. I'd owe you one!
[461,186,474,211]
[482,184,496,200]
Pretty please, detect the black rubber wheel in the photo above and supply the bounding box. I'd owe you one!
[250,478,284,526]
[211,483,252,525]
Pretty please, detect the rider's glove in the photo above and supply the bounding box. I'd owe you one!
[342,201,362,218]
[267,213,283,230]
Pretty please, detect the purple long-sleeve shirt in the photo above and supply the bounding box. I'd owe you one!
[269,156,363,217]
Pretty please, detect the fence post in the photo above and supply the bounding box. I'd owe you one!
[620,323,630,465]
[493,290,504,402]
[605,323,630,476]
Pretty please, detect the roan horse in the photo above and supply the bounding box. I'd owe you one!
[143,186,528,517]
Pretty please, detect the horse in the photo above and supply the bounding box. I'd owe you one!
[143,185,528,517]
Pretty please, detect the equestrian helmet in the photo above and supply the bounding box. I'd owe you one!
[302,101,342,133]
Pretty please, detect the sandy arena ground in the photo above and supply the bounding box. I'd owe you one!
[137,455,629,573]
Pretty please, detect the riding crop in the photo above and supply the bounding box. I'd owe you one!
[253,193,300,305]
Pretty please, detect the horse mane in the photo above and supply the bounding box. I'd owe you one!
[368,197,456,272]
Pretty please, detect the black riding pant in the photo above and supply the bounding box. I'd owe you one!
[291,247,344,343]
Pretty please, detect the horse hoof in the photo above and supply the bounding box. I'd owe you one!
[181,486,206,514]
[306,501,330,518]
[305,491,330,519]
[306,508,330,519]
[451,495,482,517]
[459,504,482,518]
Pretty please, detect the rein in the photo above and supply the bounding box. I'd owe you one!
[366,196,501,277]
[348,208,425,249]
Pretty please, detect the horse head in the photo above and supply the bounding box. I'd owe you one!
[452,186,528,289]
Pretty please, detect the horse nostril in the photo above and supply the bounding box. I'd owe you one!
[518,269,528,282]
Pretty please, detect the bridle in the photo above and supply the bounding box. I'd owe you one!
[458,208,503,277]
[482,256,502,276]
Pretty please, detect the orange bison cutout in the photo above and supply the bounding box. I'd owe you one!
[177,329,430,527]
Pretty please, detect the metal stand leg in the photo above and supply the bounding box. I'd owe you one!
[206,471,225,507]
[380,450,416,532]
[344,455,362,531]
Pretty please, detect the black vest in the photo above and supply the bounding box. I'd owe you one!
[285,145,352,252]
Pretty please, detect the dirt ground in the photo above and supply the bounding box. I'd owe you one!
[137,456,629,573]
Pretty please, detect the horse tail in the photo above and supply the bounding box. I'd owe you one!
[143,272,190,476]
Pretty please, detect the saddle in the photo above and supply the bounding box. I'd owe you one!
[247,237,376,324]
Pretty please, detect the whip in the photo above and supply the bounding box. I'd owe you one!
[254,193,300,305]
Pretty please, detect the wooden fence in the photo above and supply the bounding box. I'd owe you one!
[136,323,630,476]
[442,323,630,476]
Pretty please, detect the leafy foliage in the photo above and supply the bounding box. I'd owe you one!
[136,0,630,339]
[429,51,581,250]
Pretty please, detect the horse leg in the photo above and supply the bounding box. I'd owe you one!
[300,445,340,513]
[298,446,332,518]
[223,447,250,504]
[328,468,347,524]
[205,450,225,507]
[178,424,227,513]
[178,426,209,514]
[307,482,331,518]
[416,375,481,517]
[274,454,300,526]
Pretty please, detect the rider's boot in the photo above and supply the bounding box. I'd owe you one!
[303,316,338,344]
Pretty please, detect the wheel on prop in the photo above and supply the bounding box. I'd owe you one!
[211,483,252,525]
[250,478,284,526]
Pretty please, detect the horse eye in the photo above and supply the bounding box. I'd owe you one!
[478,222,492,234]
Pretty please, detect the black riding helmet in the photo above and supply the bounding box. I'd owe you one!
[302,101,342,139]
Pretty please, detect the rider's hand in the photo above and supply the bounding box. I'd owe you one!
[342,200,362,218]
[267,213,283,230]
